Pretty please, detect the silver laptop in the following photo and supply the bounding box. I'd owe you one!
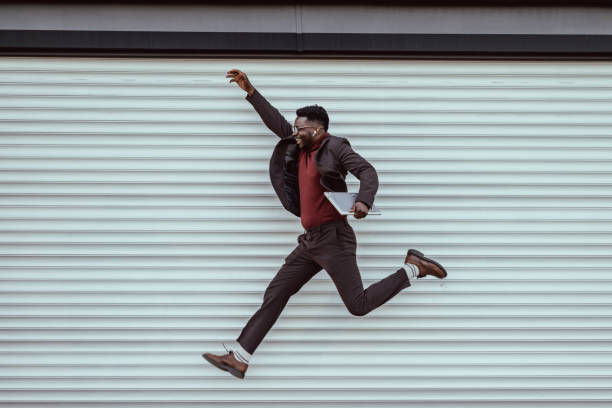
[324,192,382,216]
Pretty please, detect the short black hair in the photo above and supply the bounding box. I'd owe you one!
[296,105,329,131]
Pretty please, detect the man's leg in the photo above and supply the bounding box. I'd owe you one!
[312,219,410,317]
[236,235,322,355]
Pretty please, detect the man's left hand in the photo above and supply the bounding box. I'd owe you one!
[350,201,369,219]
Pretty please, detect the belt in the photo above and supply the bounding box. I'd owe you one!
[303,217,348,235]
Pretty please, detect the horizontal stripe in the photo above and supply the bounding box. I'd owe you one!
[0,30,611,56]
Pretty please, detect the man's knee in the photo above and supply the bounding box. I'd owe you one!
[347,304,367,317]
[263,285,291,305]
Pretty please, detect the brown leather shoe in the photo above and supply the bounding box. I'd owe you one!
[405,249,448,279]
[202,351,248,379]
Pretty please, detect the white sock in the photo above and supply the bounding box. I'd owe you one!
[403,263,420,280]
[223,341,251,364]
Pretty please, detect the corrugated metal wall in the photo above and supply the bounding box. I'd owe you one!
[1,57,612,406]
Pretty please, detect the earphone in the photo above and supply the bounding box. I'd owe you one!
[313,130,318,136]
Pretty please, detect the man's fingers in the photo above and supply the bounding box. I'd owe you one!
[352,207,368,218]
[227,74,244,82]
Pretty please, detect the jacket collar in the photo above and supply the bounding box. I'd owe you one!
[314,133,330,154]
[314,134,333,171]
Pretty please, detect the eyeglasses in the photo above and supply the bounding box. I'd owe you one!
[292,125,317,133]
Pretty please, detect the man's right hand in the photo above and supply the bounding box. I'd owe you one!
[226,69,255,96]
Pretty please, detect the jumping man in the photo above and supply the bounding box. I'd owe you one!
[202,69,448,379]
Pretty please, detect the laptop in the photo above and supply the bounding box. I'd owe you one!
[323,192,382,216]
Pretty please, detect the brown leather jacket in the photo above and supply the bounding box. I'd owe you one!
[245,89,378,217]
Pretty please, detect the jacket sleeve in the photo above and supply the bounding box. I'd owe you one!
[336,140,379,210]
[245,89,293,139]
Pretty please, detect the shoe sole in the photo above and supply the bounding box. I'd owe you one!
[202,354,245,379]
[407,249,448,278]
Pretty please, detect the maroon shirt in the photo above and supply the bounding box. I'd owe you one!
[298,132,346,229]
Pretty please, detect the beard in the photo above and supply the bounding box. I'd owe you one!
[296,136,313,150]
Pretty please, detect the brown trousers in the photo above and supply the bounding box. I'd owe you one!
[237,217,411,355]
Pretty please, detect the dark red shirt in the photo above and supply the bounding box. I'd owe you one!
[298,132,346,229]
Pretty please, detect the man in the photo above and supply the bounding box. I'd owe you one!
[202,69,448,379]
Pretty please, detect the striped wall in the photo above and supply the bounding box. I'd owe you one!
[1,57,612,406]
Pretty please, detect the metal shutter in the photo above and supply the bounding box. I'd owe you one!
[1,57,612,406]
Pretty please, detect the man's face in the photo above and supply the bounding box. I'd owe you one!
[293,116,322,150]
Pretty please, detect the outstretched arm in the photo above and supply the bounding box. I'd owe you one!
[226,69,294,139]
